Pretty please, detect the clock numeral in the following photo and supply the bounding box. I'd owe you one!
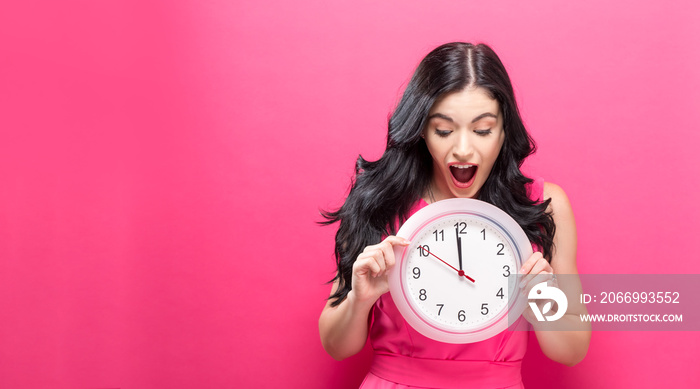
[503,265,511,277]
[481,303,489,315]
[436,304,444,315]
[454,222,467,235]
[458,310,466,322]
[496,243,505,255]
[481,228,486,240]
[419,289,427,301]
[496,287,504,299]
[433,229,444,241]
[417,245,430,257]
[412,267,421,279]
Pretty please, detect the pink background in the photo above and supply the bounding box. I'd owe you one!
[1,1,699,388]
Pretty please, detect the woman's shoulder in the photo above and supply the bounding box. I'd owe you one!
[542,181,575,219]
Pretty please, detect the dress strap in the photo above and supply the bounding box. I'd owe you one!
[527,177,545,203]
[370,353,522,389]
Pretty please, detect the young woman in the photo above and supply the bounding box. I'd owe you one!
[319,42,590,389]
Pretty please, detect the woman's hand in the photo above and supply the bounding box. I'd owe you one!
[350,235,411,305]
[319,235,410,360]
[519,251,558,324]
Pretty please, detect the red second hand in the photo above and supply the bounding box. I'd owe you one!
[422,246,475,283]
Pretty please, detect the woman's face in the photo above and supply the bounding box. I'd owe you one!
[422,87,505,200]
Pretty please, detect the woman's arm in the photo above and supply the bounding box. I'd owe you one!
[520,182,591,366]
[318,281,376,360]
[319,236,410,360]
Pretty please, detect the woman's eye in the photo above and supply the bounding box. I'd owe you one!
[435,129,451,137]
[475,129,492,136]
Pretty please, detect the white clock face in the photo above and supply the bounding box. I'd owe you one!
[389,198,532,343]
[403,215,517,332]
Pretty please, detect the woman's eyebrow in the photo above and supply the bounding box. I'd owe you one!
[427,112,498,123]
[470,112,498,123]
[427,113,454,123]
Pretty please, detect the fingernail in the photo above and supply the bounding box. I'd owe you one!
[402,239,411,245]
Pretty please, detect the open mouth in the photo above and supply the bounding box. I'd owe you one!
[449,164,477,188]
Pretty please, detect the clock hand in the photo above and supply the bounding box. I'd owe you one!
[422,246,475,283]
[456,234,463,273]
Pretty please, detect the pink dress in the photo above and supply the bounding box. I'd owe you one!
[360,178,545,389]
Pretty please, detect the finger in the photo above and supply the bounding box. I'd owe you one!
[521,271,558,303]
[371,249,387,275]
[354,254,382,277]
[360,236,408,276]
[518,252,544,281]
[530,258,552,275]
[519,256,550,289]
[363,236,411,254]
[521,270,556,293]
[519,251,544,274]
[381,236,411,268]
[376,241,397,276]
[518,253,539,290]
[363,249,388,277]
[383,235,411,247]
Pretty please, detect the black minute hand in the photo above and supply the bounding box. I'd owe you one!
[456,231,463,272]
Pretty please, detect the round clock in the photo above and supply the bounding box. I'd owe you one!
[388,198,532,343]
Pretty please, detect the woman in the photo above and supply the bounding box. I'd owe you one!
[319,42,590,388]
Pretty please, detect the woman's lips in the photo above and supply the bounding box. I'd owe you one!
[449,163,478,188]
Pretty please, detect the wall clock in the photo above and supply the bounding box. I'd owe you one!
[388,198,532,343]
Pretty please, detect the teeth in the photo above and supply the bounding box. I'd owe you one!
[453,165,474,169]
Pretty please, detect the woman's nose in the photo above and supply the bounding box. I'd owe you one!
[453,131,473,159]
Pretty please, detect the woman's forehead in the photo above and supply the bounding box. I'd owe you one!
[429,88,500,123]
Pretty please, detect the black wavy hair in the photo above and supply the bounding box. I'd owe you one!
[321,42,555,307]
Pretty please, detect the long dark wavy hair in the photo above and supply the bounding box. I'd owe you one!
[321,42,555,307]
